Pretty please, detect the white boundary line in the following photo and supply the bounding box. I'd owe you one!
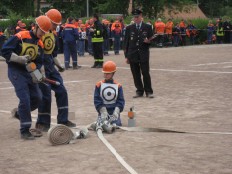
[117,66,232,74]
[191,62,232,67]
[0,87,14,90]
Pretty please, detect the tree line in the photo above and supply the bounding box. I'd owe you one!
[0,0,231,19]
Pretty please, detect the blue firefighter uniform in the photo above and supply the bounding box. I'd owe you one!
[36,30,69,127]
[62,23,79,69]
[94,79,125,126]
[1,30,43,134]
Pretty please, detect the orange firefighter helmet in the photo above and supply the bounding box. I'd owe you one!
[102,61,117,73]
[35,15,52,33]
[46,9,62,25]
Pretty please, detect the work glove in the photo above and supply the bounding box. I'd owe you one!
[30,69,43,83]
[99,107,108,122]
[111,107,120,121]
[9,53,31,64]
[53,57,65,72]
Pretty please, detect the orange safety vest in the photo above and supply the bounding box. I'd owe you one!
[165,21,173,34]
[155,21,165,34]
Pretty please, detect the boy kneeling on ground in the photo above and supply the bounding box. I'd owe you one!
[92,61,125,133]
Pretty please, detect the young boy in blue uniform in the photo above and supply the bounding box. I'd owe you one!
[36,9,76,132]
[1,16,52,140]
[93,61,125,133]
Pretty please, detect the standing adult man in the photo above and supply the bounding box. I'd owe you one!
[124,9,154,98]
[89,14,104,68]
[36,9,76,132]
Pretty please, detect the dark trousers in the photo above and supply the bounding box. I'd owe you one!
[63,40,77,68]
[8,67,42,134]
[92,42,103,64]
[113,36,120,54]
[37,66,69,125]
[103,38,109,54]
[130,61,153,95]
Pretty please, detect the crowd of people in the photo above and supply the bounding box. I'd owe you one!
[54,15,232,56]
[1,14,232,59]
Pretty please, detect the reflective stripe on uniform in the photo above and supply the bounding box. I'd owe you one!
[38,112,51,116]
[58,106,69,110]
[21,122,32,125]
[95,59,104,62]
[92,37,103,42]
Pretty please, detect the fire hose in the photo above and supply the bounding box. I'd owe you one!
[96,128,138,174]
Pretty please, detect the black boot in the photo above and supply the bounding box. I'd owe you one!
[96,62,103,68]
[91,62,98,68]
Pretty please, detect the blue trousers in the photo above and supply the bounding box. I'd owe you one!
[88,36,93,55]
[8,66,42,134]
[113,36,120,54]
[37,64,69,125]
[207,31,213,44]
[78,40,85,56]
[63,40,77,68]
[103,38,109,54]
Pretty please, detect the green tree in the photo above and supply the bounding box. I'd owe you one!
[0,0,34,18]
[198,0,232,17]
[93,0,129,16]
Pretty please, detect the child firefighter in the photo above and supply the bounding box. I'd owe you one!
[92,61,125,133]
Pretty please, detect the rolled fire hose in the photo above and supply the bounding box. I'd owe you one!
[48,124,89,146]
[48,124,74,145]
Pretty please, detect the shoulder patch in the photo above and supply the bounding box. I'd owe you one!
[96,80,105,88]
[15,31,31,40]
[113,80,122,87]
[38,39,44,48]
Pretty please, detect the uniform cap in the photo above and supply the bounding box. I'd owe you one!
[132,9,142,16]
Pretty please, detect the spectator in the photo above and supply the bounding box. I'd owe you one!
[124,9,154,98]
[207,20,215,44]
[154,18,165,47]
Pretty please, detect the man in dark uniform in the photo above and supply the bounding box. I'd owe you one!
[124,9,154,98]
[89,14,104,68]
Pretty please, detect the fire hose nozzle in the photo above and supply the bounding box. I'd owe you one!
[44,78,60,86]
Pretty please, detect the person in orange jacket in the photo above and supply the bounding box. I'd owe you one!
[165,18,173,45]
[111,20,122,55]
[179,19,187,45]
[154,18,165,47]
